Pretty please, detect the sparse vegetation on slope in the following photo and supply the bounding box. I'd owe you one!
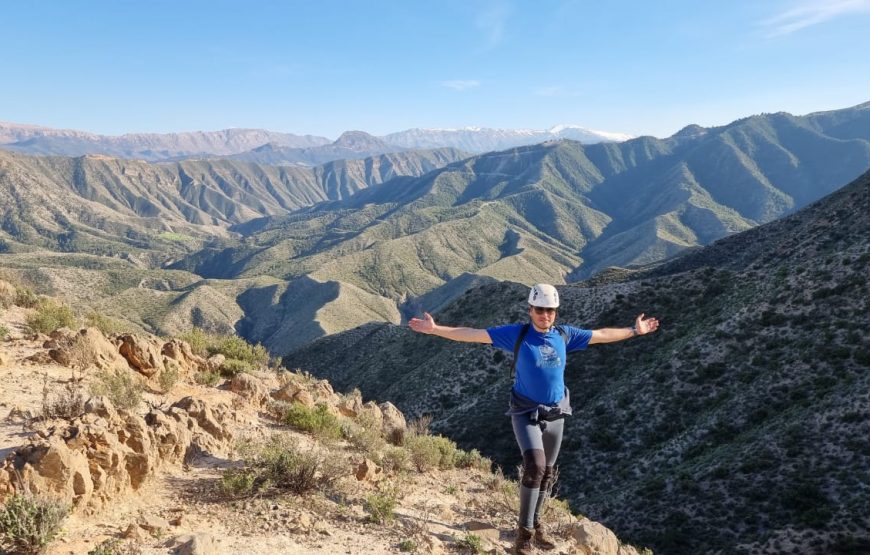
[284,170,870,554]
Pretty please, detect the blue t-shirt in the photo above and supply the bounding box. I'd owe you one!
[487,323,593,404]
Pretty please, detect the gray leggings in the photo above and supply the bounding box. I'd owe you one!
[512,413,565,467]
[512,413,565,527]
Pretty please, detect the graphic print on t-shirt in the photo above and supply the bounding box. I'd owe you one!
[538,344,561,368]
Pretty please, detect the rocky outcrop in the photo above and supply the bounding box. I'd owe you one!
[229,373,270,406]
[572,517,620,555]
[39,328,209,383]
[0,395,233,512]
[118,334,167,377]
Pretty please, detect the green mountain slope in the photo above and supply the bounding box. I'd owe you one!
[282,169,870,554]
[0,148,468,256]
[169,104,870,350]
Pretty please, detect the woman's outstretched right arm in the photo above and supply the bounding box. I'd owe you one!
[408,312,492,344]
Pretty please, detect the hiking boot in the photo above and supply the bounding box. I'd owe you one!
[533,522,556,550]
[513,526,534,555]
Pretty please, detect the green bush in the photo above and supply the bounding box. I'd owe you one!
[405,434,459,471]
[364,483,399,524]
[87,538,140,555]
[0,324,8,341]
[380,446,411,473]
[458,533,483,554]
[397,539,417,552]
[208,334,269,365]
[219,358,252,377]
[14,288,39,309]
[158,363,179,392]
[194,370,221,387]
[221,435,346,497]
[89,370,143,410]
[178,328,269,367]
[177,328,209,356]
[283,403,342,440]
[220,468,258,496]
[25,300,76,334]
[0,493,69,555]
[455,448,491,471]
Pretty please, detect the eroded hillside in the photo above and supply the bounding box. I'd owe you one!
[283,170,870,554]
[0,285,650,555]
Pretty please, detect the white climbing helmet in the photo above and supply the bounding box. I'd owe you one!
[528,283,559,308]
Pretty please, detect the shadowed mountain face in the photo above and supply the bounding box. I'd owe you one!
[175,103,870,305]
[282,170,870,554]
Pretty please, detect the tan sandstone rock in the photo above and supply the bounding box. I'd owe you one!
[230,373,269,405]
[118,334,165,377]
[355,458,383,482]
[572,516,619,555]
[0,395,233,511]
[378,402,406,439]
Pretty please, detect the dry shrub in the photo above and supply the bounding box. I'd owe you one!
[221,434,347,497]
[484,467,519,515]
[404,434,459,472]
[0,493,69,555]
[364,481,400,524]
[194,370,221,387]
[14,288,39,309]
[0,280,15,308]
[65,334,100,371]
[380,446,412,473]
[89,369,143,410]
[87,537,142,555]
[406,415,433,438]
[342,411,387,456]
[158,362,179,392]
[41,375,86,420]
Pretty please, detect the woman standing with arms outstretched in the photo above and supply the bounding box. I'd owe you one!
[409,284,659,554]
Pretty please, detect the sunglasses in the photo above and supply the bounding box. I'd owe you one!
[531,306,557,315]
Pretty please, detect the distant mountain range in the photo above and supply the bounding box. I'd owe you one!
[382,125,634,153]
[0,122,330,161]
[167,102,870,352]
[1,102,869,354]
[0,121,633,163]
[282,167,870,555]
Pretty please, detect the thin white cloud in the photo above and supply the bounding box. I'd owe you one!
[761,0,870,37]
[534,86,582,98]
[441,80,481,91]
[475,1,512,48]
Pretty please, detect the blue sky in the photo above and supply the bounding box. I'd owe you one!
[3,0,869,139]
